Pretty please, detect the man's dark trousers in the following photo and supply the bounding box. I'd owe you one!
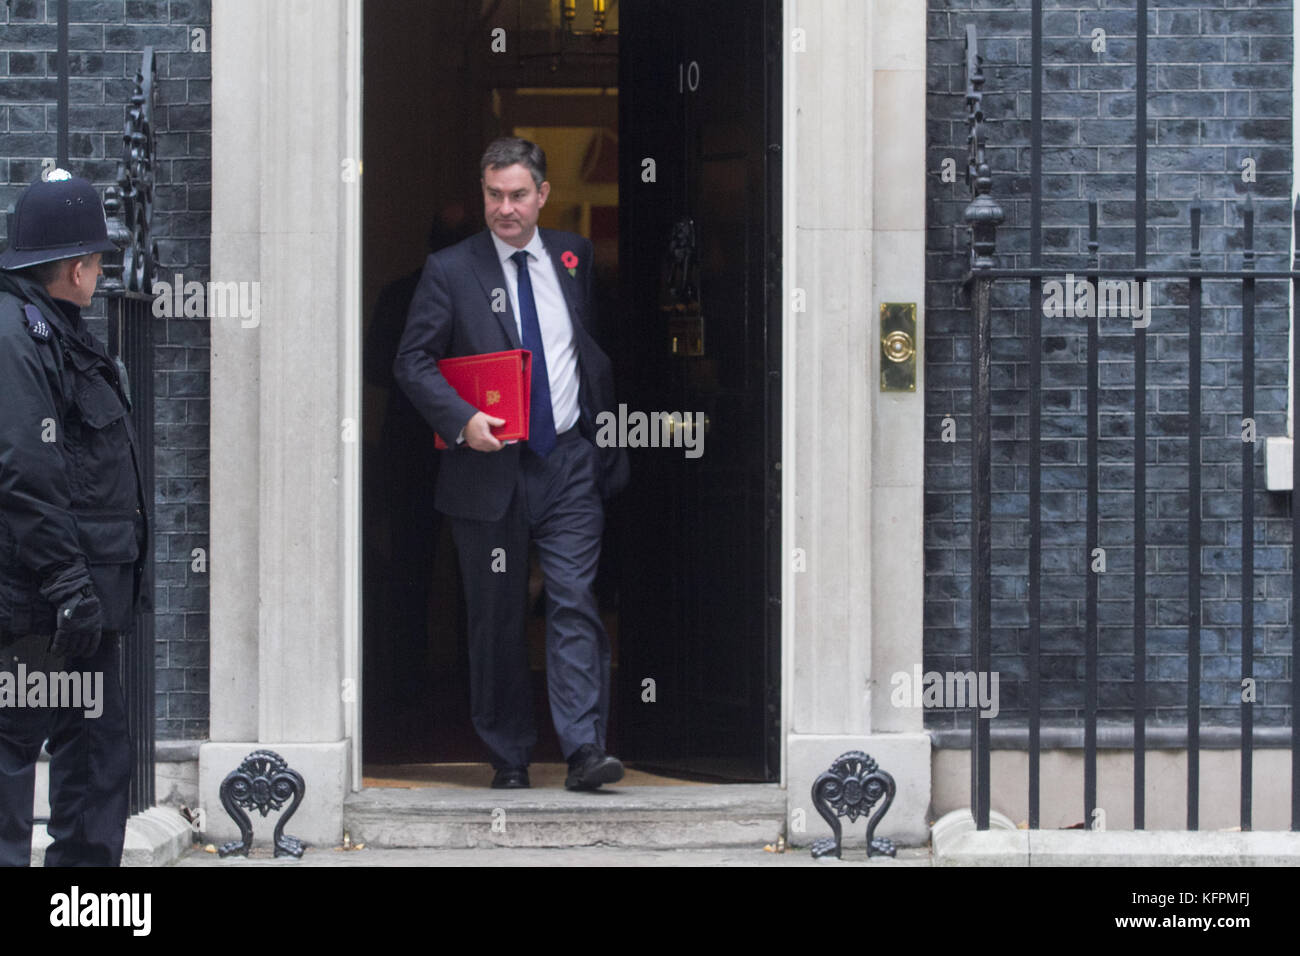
[0,632,131,866]
[450,427,610,769]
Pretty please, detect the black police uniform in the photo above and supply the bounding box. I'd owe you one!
[0,181,149,865]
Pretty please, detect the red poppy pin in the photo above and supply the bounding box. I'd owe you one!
[561,250,579,277]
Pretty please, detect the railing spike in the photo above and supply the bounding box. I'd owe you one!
[1292,194,1300,270]
[1243,193,1255,268]
[1087,197,1099,262]
[1190,201,1202,268]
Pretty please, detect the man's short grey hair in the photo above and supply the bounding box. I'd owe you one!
[17,253,96,287]
[480,137,547,190]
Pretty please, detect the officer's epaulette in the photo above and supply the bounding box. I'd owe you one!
[21,304,52,343]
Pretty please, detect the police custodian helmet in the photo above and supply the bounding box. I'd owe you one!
[0,168,119,271]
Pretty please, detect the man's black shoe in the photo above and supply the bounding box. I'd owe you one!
[565,744,623,791]
[491,767,530,789]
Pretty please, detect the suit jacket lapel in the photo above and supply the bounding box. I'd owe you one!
[469,229,522,350]
[541,228,587,332]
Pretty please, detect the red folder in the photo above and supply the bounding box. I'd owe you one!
[433,349,532,449]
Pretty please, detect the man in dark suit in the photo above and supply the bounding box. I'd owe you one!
[394,137,629,790]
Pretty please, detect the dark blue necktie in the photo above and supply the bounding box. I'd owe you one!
[512,250,556,457]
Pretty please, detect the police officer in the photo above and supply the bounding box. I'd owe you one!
[0,169,149,866]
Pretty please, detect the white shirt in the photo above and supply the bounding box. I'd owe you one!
[489,229,581,435]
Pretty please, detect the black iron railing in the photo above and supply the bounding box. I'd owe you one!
[961,4,1298,832]
[104,292,156,814]
[98,47,159,817]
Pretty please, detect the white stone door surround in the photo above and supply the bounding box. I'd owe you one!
[204,0,931,848]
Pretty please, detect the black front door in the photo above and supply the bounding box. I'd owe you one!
[613,0,782,781]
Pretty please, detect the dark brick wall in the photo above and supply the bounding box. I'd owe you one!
[0,0,212,738]
[926,0,1294,730]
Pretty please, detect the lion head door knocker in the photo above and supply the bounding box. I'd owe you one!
[809,750,898,859]
[660,216,704,357]
[217,750,307,858]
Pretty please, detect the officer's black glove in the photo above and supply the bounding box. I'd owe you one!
[50,585,103,659]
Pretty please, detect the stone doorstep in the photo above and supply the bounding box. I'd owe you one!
[172,845,936,866]
[343,783,789,849]
[934,829,1300,867]
[31,807,194,867]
